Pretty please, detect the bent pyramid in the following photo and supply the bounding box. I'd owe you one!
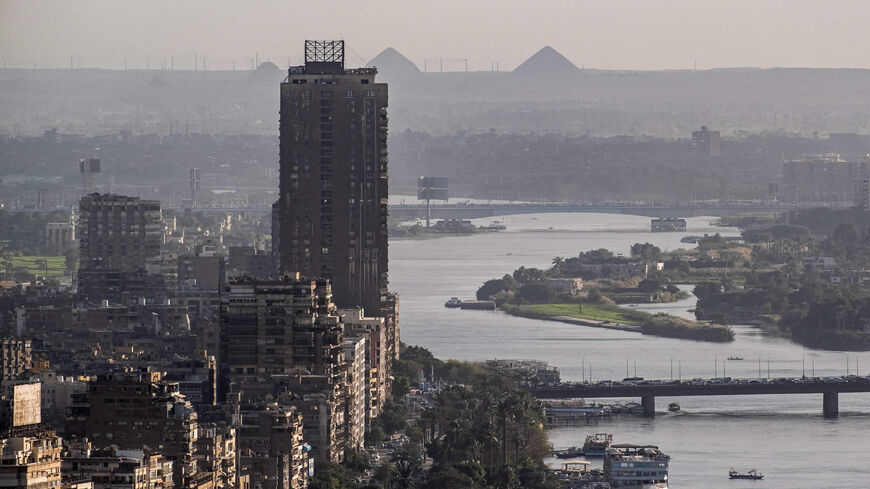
[513,46,580,75]
[366,47,420,76]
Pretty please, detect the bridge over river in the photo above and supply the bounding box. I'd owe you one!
[389,201,823,220]
[531,376,870,417]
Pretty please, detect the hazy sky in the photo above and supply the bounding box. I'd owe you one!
[3,0,870,71]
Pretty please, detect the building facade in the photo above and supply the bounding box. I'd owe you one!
[1,339,32,381]
[341,336,367,451]
[782,154,870,203]
[277,40,389,314]
[219,276,344,401]
[68,370,199,488]
[0,434,62,489]
[77,194,162,303]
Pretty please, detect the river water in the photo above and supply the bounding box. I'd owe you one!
[390,212,870,489]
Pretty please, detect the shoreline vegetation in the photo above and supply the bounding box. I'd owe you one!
[501,301,735,342]
[477,241,736,343]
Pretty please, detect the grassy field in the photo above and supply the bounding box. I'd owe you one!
[11,256,67,277]
[517,303,647,325]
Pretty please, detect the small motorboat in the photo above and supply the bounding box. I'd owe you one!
[729,468,764,480]
[668,402,680,412]
[727,356,744,361]
[444,297,462,308]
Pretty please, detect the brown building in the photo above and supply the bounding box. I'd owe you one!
[0,434,63,489]
[277,375,345,464]
[62,443,174,489]
[68,370,199,488]
[342,336,366,451]
[218,276,344,401]
[782,154,870,203]
[237,403,309,489]
[1,339,32,381]
[163,352,218,408]
[341,309,387,421]
[194,424,237,489]
[178,256,225,291]
[691,125,720,160]
[77,194,162,303]
[276,40,389,314]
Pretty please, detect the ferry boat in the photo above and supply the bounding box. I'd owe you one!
[582,433,613,456]
[604,444,669,488]
[651,217,687,232]
[729,468,764,480]
[444,297,462,308]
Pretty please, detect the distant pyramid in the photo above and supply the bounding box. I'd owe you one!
[366,47,420,76]
[248,61,282,82]
[513,46,580,75]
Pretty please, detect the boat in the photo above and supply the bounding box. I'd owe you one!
[444,297,462,308]
[554,447,584,458]
[667,402,680,412]
[581,433,613,456]
[605,444,669,488]
[727,356,744,361]
[729,468,764,480]
[680,235,703,243]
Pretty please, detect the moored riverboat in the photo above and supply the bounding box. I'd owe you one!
[729,468,764,480]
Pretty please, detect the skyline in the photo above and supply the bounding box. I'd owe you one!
[3,0,870,71]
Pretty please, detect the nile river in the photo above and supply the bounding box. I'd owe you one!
[390,212,870,489]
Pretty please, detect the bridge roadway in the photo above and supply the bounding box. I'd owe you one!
[531,377,870,417]
[388,202,822,219]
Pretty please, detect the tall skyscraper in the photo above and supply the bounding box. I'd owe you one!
[277,40,389,313]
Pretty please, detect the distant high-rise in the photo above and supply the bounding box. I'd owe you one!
[77,194,163,302]
[277,40,389,313]
[189,168,200,207]
[691,126,721,160]
[79,158,101,195]
[782,154,870,203]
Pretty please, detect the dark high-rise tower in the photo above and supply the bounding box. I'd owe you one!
[277,41,389,313]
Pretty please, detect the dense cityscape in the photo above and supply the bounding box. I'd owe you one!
[3,3,870,488]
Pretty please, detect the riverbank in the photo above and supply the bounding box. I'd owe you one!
[501,303,642,333]
[500,301,734,342]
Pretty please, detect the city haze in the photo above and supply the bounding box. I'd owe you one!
[4,0,870,71]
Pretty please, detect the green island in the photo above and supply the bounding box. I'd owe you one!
[477,241,737,343]
[478,207,870,350]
